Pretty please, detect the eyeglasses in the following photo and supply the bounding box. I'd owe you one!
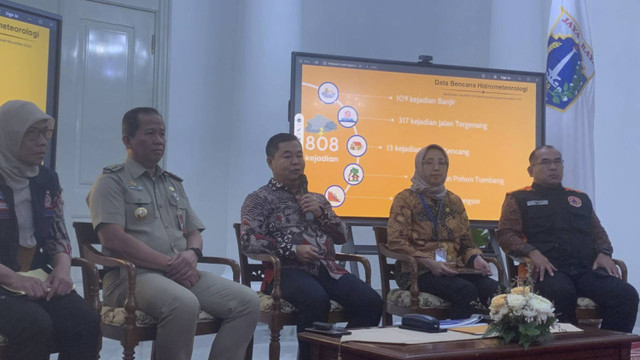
[532,159,564,167]
[422,160,448,167]
[23,127,53,141]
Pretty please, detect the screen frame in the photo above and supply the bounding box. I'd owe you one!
[289,51,545,226]
[0,0,61,169]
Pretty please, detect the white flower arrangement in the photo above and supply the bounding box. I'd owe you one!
[484,286,557,349]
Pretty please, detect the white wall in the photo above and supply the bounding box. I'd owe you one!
[588,0,640,292]
[166,0,238,261]
[298,0,491,66]
[225,0,303,259]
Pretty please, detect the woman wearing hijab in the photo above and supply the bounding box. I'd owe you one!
[0,100,100,359]
[387,144,499,319]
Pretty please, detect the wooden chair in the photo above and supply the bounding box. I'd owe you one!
[0,257,101,360]
[373,226,505,326]
[505,255,628,322]
[73,221,252,360]
[233,223,372,360]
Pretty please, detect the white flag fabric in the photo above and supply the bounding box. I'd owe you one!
[545,0,595,199]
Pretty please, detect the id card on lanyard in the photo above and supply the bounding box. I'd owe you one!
[418,194,445,262]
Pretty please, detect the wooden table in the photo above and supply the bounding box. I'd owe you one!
[299,328,640,360]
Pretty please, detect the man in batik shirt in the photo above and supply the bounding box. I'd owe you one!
[240,133,382,358]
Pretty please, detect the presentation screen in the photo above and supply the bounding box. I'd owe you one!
[290,52,544,222]
[0,0,61,167]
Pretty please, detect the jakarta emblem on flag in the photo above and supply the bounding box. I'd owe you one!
[546,7,594,112]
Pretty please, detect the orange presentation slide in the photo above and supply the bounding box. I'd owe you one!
[0,15,50,110]
[294,62,540,221]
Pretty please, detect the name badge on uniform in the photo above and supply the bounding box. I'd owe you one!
[435,248,447,262]
[527,200,549,206]
[177,209,185,233]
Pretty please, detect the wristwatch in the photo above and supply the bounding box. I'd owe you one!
[188,247,203,261]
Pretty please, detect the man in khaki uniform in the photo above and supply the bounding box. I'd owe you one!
[87,107,259,360]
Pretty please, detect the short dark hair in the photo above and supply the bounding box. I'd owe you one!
[266,133,300,157]
[122,107,162,138]
[529,145,558,164]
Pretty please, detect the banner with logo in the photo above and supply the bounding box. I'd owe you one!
[546,0,595,199]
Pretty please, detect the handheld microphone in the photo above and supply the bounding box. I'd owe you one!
[298,174,315,221]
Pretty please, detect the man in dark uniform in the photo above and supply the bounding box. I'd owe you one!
[498,145,638,332]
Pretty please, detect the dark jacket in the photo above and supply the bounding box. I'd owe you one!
[505,182,612,272]
[0,167,71,272]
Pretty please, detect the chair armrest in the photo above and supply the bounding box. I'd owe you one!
[377,244,418,268]
[243,252,281,268]
[80,244,136,273]
[199,256,240,283]
[71,257,101,311]
[376,245,421,308]
[243,252,283,303]
[335,253,372,285]
[79,245,138,324]
[613,259,627,281]
[377,245,420,276]
[80,245,136,292]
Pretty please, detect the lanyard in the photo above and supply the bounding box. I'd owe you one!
[418,194,443,242]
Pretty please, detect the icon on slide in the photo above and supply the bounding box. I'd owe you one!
[346,135,367,157]
[305,114,337,135]
[343,163,364,186]
[318,82,339,104]
[324,185,345,207]
[337,106,358,128]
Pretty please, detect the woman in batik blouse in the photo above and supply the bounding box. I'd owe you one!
[387,144,499,319]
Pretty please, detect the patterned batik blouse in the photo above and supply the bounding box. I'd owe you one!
[387,189,481,288]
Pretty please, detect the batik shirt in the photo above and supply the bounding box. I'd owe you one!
[387,188,481,289]
[240,178,348,288]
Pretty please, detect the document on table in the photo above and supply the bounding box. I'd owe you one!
[341,327,481,344]
[341,323,583,344]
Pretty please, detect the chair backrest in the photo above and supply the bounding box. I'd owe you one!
[233,223,266,288]
[372,226,395,300]
[73,222,110,292]
[74,221,100,250]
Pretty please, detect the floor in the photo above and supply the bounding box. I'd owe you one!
[91,324,301,360]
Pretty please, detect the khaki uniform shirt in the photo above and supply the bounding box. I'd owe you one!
[87,158,204,259]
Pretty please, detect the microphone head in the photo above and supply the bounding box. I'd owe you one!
[298,174,309,194]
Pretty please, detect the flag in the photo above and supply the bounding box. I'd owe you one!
[545,0,595,199]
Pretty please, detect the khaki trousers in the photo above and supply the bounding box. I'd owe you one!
[103,269,260,360]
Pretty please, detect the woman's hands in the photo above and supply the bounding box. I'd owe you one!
[417,257,458,276]
[44,265,74,300]
[473,256,493,276]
